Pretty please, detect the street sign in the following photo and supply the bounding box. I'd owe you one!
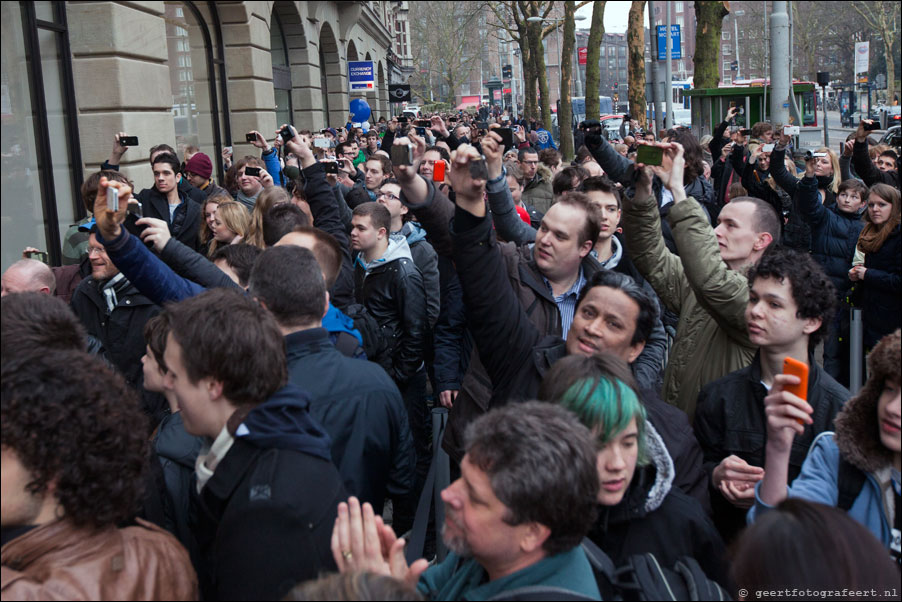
[854,42,869,78]
[656,25,681,60]
[349,61,374,90]
[578,47,588,65]
[388,84,411,102]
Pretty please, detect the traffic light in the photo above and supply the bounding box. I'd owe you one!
[613,82,619,89]
[502,64,512,79]
[730,60,738,72]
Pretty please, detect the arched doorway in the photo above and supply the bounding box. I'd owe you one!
[319,23,344,128]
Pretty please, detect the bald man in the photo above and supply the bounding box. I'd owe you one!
[1,259,56,297]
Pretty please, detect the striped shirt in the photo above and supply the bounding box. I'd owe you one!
[542,267,586,340]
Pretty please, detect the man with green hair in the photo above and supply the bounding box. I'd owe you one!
[539,353,728,587]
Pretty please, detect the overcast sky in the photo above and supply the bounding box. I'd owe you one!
[576,1,649,34]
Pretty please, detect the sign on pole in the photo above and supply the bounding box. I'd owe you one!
[388,84,411,102]
[578,47,588,65]
[656,25,681,60]
[349,61,375,91]
[854,41,869,83]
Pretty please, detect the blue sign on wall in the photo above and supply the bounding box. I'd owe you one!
[656,25,682,60]
[349,61,374,90]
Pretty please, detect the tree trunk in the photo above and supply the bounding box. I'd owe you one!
[560,1,576,160]
[628,1,647,127]
[530,21,552,129]
[522,40,537,120]
[694,1,729,89]
[585,1,606,120]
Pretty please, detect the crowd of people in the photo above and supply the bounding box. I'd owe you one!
[1,104,900,601]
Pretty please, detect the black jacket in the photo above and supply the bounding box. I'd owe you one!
[304,162,356,310]
[795,175,864,296]
[589,425,728,587]
[192,385,345,601]
[431,255,472,395]
[639,385,710,514]
[694,353,848,541]
[284,328,414,513]
[69,275,165,422]
[136,185,202,251]
[153,411,203,561]
[851,139,901,189]
[353,237,428,384]
[857,225,901,348]
[770,146,839,253]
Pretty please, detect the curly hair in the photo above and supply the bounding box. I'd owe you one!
[747,245,837,348]
[1,350,149,528]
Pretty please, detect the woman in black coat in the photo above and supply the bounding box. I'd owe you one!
[849,183,901,351]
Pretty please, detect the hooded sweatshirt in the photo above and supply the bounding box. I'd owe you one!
[356,234,414,274]
[590,422,729,586]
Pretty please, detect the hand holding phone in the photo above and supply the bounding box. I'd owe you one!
[783,125,800,136]
[119,135,139,146]
[246,132,258,143]
[244,166,261,177]
[782,357,810,426]
[636,144,664,166]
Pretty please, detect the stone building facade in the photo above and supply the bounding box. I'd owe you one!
[1,0,412,269]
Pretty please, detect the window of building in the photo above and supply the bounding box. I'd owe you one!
[722,31,731,40]
[723,61,731,73]
[723,44,732,54]
[1,0,83,269]
[163,2,225,182]
[675,2,684,12]
[270,10,293,128]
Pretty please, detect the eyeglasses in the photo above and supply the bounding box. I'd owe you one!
[87,246,106,256]
[378,192,401,202]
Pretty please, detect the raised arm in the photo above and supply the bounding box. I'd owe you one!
[769,137,801,197]
[447,145,541,394]
[91,185,206,305]
[658,143,751,336]
[621,166,688,315]
[483,131,537,243]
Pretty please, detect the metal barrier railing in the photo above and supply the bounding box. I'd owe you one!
[849,308,864,394]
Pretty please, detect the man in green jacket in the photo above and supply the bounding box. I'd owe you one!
[623,143,780,420]
[331,402,602,601]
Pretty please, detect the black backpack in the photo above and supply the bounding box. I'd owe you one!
[487,539,731,602]
[836,455,868,512]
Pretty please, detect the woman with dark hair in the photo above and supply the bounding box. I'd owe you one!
[849,184,901,352]
[750,329,900,561]
[733,499,899,599]
[542,353,728,586]
[665,129,715,221]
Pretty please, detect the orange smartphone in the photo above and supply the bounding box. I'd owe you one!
[782,357,809,424]
[432,160,446,181]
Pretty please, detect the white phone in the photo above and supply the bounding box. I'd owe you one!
[762,143,776,152]
[783,125,800,136]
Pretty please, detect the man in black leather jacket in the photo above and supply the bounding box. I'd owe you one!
[350,201,429,536]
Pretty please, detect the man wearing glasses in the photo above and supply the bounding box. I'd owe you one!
[519,146,553,213]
